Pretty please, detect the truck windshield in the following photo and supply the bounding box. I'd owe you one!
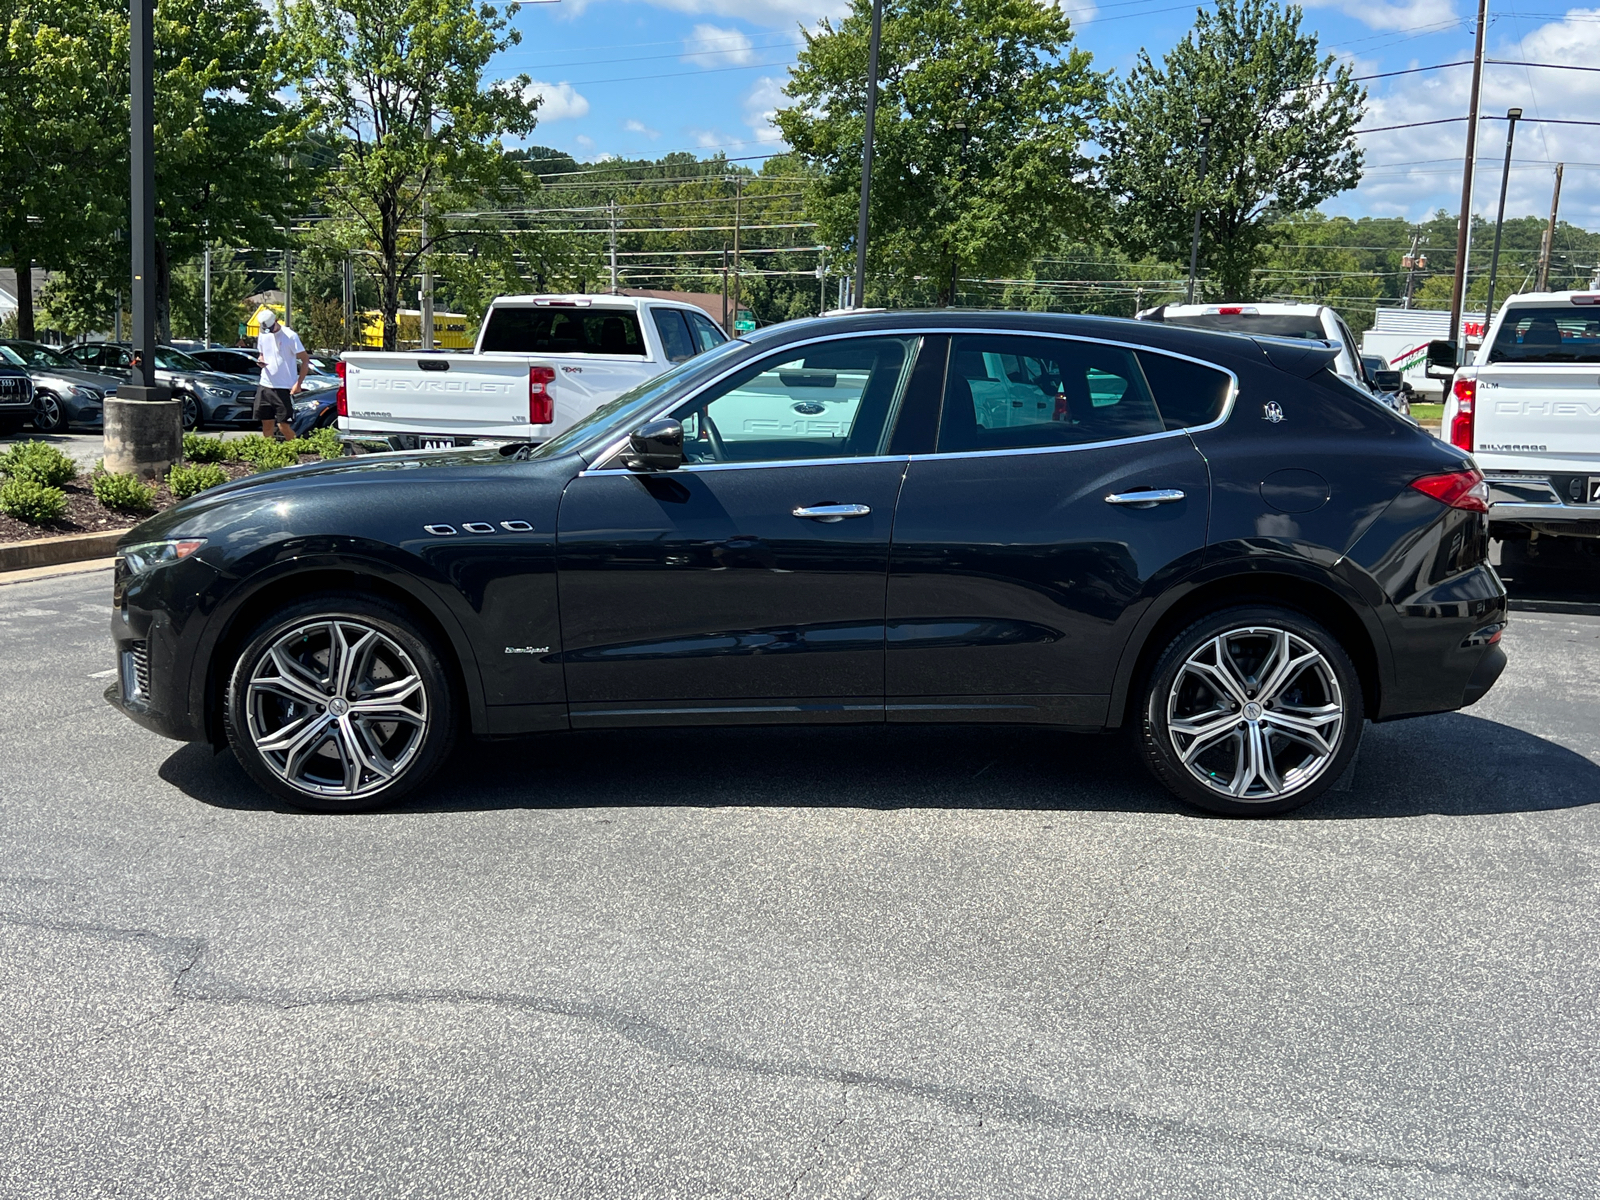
[1163,314,1329,339]
[480,307,647,355]
[1487,307,1600,363]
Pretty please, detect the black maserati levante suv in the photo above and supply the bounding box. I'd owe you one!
[105,311,1506,816]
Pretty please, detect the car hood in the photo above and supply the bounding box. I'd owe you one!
[117,445,574,549]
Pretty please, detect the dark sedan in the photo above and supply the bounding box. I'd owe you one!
[104,311,1507,816]
[66,342,257,429]
[0,339,114,432]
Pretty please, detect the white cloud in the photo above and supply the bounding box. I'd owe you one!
[1301,0,1457,32]
[574,134,596,149]
[689,128,727,149]
[524,80,590,123]
[744,75,789,145]
[1051,0,1099,24]
[624,118,661,138]
[683,24,755,68]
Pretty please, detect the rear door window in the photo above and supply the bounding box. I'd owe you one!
[650,308,696,364]
[479,307,647,356]
[937,336,1166,452]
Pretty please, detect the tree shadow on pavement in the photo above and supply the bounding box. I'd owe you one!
[160,711,1600,821]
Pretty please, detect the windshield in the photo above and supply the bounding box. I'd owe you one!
[1487,307,1600,363]
[1164,314,1330,340]
[3,341,68,369]
[529,338,750,460]
[0,346,25,367]
[155,347,206,372]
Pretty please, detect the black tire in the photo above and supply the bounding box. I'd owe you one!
[1138,605,1364,817]
[179,393,201,431]
[224,594,458,812]
[32,391,68,434]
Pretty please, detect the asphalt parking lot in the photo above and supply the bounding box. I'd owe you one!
[2,565,1597,1198]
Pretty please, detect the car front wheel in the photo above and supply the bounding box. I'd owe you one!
[224,595,458,812]
[33,392,68,433]
[1139,606,1363,816]
[179,393,201,430]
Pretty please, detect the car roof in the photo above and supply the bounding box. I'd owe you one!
[488,294,698,311]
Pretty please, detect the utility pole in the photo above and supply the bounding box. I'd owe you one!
[721,243,730,333]
[420,197,434,350]
[114,290,123,343]
[1186,116,1214,305]
[1537,162,1564,292]
[1402,234,1427,310]
[283,241,293,331]
[732,177,743,329]
[852,0,884,309]
[1483,108,1522,327]
[1448,0,1490,351]
[342,253,355,350]
[949,122,970,306]
[202,243,212,346]
[817,247,827,315]
[608,198,618,294]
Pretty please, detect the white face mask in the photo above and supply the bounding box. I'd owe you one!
[261,315,278,332]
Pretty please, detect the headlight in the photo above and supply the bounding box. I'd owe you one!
[121,538,206,575]
[196,383,230,400]
[69,386,102,401]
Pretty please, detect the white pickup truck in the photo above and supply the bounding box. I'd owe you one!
[337,294,729,451]
[1439,290,1600,546]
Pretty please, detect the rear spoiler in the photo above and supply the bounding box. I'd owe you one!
[1253,336,1340,379]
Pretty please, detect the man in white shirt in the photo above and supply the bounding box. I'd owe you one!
[254,309,310,440]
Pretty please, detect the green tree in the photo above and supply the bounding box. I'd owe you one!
[775,0,1102,307]
[1099,0,1364,301]
[0,0,125,339]
[280,0,540,349]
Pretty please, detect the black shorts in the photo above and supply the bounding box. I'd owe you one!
[253,387,293,422]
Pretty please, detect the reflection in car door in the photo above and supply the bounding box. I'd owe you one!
[887,334,1224,727]
[555,335,927,727]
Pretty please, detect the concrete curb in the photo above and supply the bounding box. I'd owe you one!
[0,530,124,574]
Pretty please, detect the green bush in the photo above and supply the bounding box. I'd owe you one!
[182,432,228,463]
[92,471,157,512]
[223,434,264,463]
[301,426,343,460]
[0,478,68,523]
[167,462,228,500]
[246,439,301,471]
[0,440,78,487]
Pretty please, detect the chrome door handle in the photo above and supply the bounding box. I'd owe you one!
[1104,489,1186,507]
[793,503,872,522]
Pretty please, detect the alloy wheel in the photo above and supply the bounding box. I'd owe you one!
[243,618,429,800]
[34,393,65,433]
[1165,625,1345,802]
[181,395,200,429]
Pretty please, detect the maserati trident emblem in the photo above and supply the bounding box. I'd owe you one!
[1263,402,1286,423]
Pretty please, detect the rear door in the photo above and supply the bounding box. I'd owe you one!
[343,354,533,440]
[886,334,1225,727]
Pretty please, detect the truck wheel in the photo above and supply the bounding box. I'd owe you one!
[224,595,458,812]
[1139,606,1363,817]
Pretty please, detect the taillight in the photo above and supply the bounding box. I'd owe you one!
[335,360,347,418]
[1448,377,1475,450]
[529,366,555,424]
[1411,467,1489,513]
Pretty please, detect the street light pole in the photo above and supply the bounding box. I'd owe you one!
[1482,108,1522,329]
[104,0,180,479]
[852,0,884,310]
[948,121,969,306]
[1186,116,1213,305]
[1448,0,1490,353]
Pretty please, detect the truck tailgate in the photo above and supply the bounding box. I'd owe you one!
[1474,364,1600,470]
[344,355,533,440]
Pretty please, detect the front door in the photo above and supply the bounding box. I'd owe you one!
[887,333,1228,727]
[556,334,925,726]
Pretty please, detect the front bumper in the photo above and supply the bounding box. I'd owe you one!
[104,554,212,743]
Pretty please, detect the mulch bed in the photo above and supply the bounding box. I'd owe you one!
[0,457,320,545]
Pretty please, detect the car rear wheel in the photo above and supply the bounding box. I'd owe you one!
[32,392,68,434]
[224,595,458,812]
[1139,606,1363,817]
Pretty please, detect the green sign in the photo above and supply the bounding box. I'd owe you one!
[733,310,756,333]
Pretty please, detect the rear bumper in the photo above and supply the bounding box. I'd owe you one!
[1486,472,1600,536]
[1375,561,1509,720]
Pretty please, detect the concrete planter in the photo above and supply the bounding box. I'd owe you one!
[104,394,181,479]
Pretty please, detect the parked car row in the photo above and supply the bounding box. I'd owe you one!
[0,339,341,434]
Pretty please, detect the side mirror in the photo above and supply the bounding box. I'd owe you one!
[624,418,684,471]
[1426,340,1458,370]
[1373,369,1403,393]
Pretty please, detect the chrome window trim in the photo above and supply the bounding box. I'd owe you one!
[582,325,1240,474]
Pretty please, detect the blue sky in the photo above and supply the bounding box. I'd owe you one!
[496,0,1600,230]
